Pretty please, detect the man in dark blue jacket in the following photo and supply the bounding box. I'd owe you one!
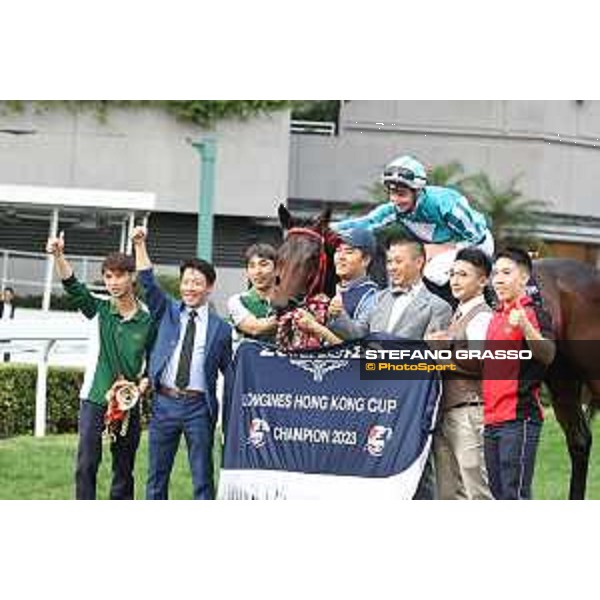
[132,227,232,500]
[327,228,379,339]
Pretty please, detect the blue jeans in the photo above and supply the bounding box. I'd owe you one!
[75,399,141,500]
[484,419,542,500]
[146,393,215,500]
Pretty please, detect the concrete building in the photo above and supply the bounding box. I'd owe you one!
[2,100,600,317]
[289,100,600,264]
[0,103,291,310]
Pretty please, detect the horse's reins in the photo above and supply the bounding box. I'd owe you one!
[285,227,328,300]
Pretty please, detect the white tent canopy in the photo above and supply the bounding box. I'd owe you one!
[0,183,156,309]
[0,184,156,212]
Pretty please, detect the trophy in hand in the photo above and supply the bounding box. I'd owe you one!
[104,376,149,440]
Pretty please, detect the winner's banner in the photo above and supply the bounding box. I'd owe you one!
[218,335,441,500]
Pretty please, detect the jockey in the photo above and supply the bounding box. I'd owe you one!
[332,155,495,290]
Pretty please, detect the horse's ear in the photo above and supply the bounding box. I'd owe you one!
[278,204,293,231]
[316,207,332,232]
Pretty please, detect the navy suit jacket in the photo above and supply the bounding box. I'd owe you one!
[138,268,233,424]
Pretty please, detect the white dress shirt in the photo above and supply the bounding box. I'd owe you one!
[386,281,424,333]
[1,302,13,320]
[454,295,492,344]
[161,304,208,391]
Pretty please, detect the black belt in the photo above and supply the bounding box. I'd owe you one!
[450,401,484,410]
[158,385,204,400]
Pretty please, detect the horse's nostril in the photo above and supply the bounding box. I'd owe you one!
[275,275,281,286]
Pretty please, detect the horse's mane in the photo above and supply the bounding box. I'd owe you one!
[322,244,338,297]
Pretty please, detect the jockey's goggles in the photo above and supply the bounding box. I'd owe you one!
[383,167,421,181]
[383,166,425,183]
[384,181,414,193]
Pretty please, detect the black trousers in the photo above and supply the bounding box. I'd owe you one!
[484,420,542,500]
[75,400,141,500]
[1,339,9,362]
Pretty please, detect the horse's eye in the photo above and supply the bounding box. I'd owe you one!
[275,275,281,286]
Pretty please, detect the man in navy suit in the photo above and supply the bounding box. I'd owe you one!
[131,227,232,500]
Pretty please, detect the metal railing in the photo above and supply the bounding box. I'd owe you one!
[0,317,90,436]
[290,120,336,136]
[1,247,105,295]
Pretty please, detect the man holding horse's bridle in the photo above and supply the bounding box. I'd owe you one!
[332,154,494,294]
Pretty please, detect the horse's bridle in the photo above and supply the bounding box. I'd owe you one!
[285,227,329,300]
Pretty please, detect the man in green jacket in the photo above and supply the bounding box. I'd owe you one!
[46,232,154,500]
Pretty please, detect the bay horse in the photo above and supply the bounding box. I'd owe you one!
[534,258,600,499]
[270,205,339,351]
[272,204,600,498]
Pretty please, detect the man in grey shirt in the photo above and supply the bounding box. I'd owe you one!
[335,236,452,499]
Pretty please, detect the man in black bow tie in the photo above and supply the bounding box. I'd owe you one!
[333,236,452,341]
[333,236,452,500]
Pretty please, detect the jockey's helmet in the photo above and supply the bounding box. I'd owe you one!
[382,155,427,191]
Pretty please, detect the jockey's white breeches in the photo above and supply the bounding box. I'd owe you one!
[423,231,495,286]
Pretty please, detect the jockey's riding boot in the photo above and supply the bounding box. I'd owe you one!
[422,277,458,310]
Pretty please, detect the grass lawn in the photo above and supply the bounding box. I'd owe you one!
[1,411,599,499]
[0,431,223,500]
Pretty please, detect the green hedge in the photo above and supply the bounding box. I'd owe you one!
[0,364,155,438]
[0,364,84,438]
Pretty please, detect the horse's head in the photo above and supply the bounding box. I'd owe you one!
[271,204,340,311]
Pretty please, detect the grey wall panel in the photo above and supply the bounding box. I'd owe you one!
[0,133,75,186]
[290,101,600,219]
[343,100,502,132]
[0,104,291,218]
